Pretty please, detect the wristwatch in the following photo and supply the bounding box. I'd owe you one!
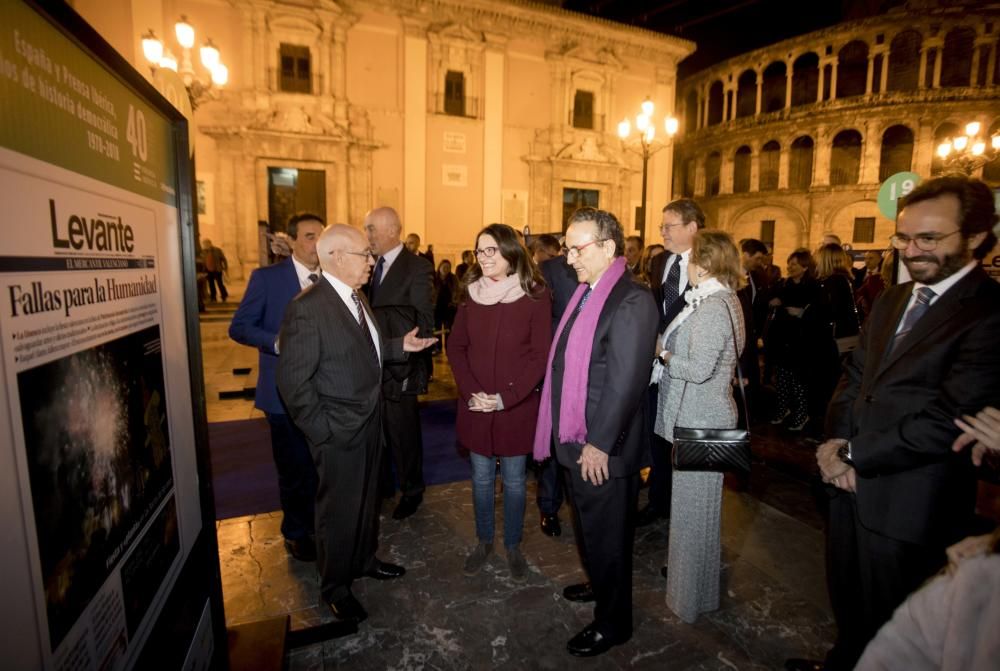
[837,442,854,467]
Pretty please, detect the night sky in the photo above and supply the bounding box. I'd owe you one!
[557,0,908,77]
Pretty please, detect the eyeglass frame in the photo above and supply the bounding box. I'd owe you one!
[474,246,499,258]
[888,230,961,252]
[562,238,610,258]
[341,249,377,261]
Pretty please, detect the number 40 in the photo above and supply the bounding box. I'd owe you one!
[126,105,148,161]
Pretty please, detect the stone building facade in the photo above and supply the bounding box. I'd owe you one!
[73,0,693,277]
[672,2,1000,266]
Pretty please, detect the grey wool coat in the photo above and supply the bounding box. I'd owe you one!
[654,291,746,442]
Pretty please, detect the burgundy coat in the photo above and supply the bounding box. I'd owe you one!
[447,287,552,457]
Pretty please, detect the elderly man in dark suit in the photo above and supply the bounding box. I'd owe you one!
[229,213,325,562]
[276,224,436,623]
[637,198,706,528]
[363,207,435,520]
[785,175,1000,671]
[534,207,657,657]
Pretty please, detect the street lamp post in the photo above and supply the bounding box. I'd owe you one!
[936,121,1000,176]
[140,16,228,110]
[618,98,678,233]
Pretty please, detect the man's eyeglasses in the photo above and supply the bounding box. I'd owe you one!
[562,238,608,258]
[889,230,960,252]
[343,249,376,261]
[475,246,499,258]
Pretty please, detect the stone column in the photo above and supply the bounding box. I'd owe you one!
[694,159,706,197]
[860,120,881,184]
[812,127,830,186]
[879,50,889,92]
[702,82,710,128]
[784,60,793,109]
[817,62,826,102]
[720,149,734,194]
[755,71,763,115]
[777,144,789,189]
[829,60,839,100]
[483,36,506,227]
[332,21,352,124]
[866,54,875,94]
[987,43,997,86]
[932,48,942,87]
[970,43,982,85]
[918,47,928,89]
[913,119,935,176]
[402,19,428,239]
[750,143,760,192]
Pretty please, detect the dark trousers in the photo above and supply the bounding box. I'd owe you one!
[824,493,946,670]
[313,432,383,604]
[265,412,318,541]
[382,394,425,497]
[535,455,563,516]
[563,463,640,643]
[644,384,672,514]
[206,270,227,300]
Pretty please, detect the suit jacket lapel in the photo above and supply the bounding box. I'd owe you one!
[317,280,381,371]
[875,270,984,376]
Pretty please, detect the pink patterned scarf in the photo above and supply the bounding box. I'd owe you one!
[532,257,627,459]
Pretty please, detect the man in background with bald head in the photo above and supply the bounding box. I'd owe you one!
[276,224,435,623]
[363,207,435,520]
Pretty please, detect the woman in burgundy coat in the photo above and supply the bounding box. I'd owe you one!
[448,223,552,582]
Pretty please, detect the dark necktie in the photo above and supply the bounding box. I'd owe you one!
[350,291,379,363]
[573,287,592,315]
[370,256,385,301]
[661,256,681,313]
[307,273,319,284]
[889,287,935,355]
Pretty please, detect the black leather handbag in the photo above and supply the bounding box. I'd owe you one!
[671,301,752,474]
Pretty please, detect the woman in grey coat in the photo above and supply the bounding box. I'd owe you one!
[652,230,746,623]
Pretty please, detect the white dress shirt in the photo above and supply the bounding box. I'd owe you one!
[323,271,381,364]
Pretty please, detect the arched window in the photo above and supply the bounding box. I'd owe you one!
[736,70,757,118]
[941,27,975,87]
[682,157,696,197]
[790,136,814,189]
[733,146,752,193]
[707,81,724,126]
[705,152,722,196]
[762,61,787,113]
[792,53,819,107]
[984,120,1000,183]
[931,122,960,175]
[879,125,914,181]
[837,41,869,98]
[684,90,698,133]
[760,141,781,190]
[830,130,862,185]
[889,30,922,91]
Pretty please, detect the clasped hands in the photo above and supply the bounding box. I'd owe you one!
[817,439,856,493]
[468,392,500,413]
[952,406,1000,466]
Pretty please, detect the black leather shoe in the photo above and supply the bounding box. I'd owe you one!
[392,494,422,520]
[784,659,825,671]
[635,504,666,528]
[284,537,317,562]
[329,593,368,622]
[363,559,406,580]
[540,513,561,537]
[566,625,622,657]
[562,582,596,603]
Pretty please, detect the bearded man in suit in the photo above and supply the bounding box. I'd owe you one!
[276,224,436,623]
[534,207,657,657]
[363,207,435,520]
[229,213,325,562]
[786,175,1000,671]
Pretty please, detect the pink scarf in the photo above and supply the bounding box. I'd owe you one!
[466,274,525,305]
[532,257,627,459]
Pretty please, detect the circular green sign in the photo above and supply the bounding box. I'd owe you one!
[877,171,921,219]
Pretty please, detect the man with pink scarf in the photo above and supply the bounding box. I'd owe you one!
[533,207,658,657]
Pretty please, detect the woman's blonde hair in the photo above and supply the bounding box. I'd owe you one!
[692,230,745,290]
[815,243,853,279]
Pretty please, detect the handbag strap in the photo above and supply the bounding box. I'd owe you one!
[674,295,750,432]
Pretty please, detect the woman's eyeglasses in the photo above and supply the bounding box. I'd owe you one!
[474,246,499,258]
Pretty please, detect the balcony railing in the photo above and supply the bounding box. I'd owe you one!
[429,93,481,119]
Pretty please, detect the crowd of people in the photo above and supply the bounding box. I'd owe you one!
[226,173,1000,666]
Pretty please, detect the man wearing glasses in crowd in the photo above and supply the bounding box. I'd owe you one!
[787,174,1000,671]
